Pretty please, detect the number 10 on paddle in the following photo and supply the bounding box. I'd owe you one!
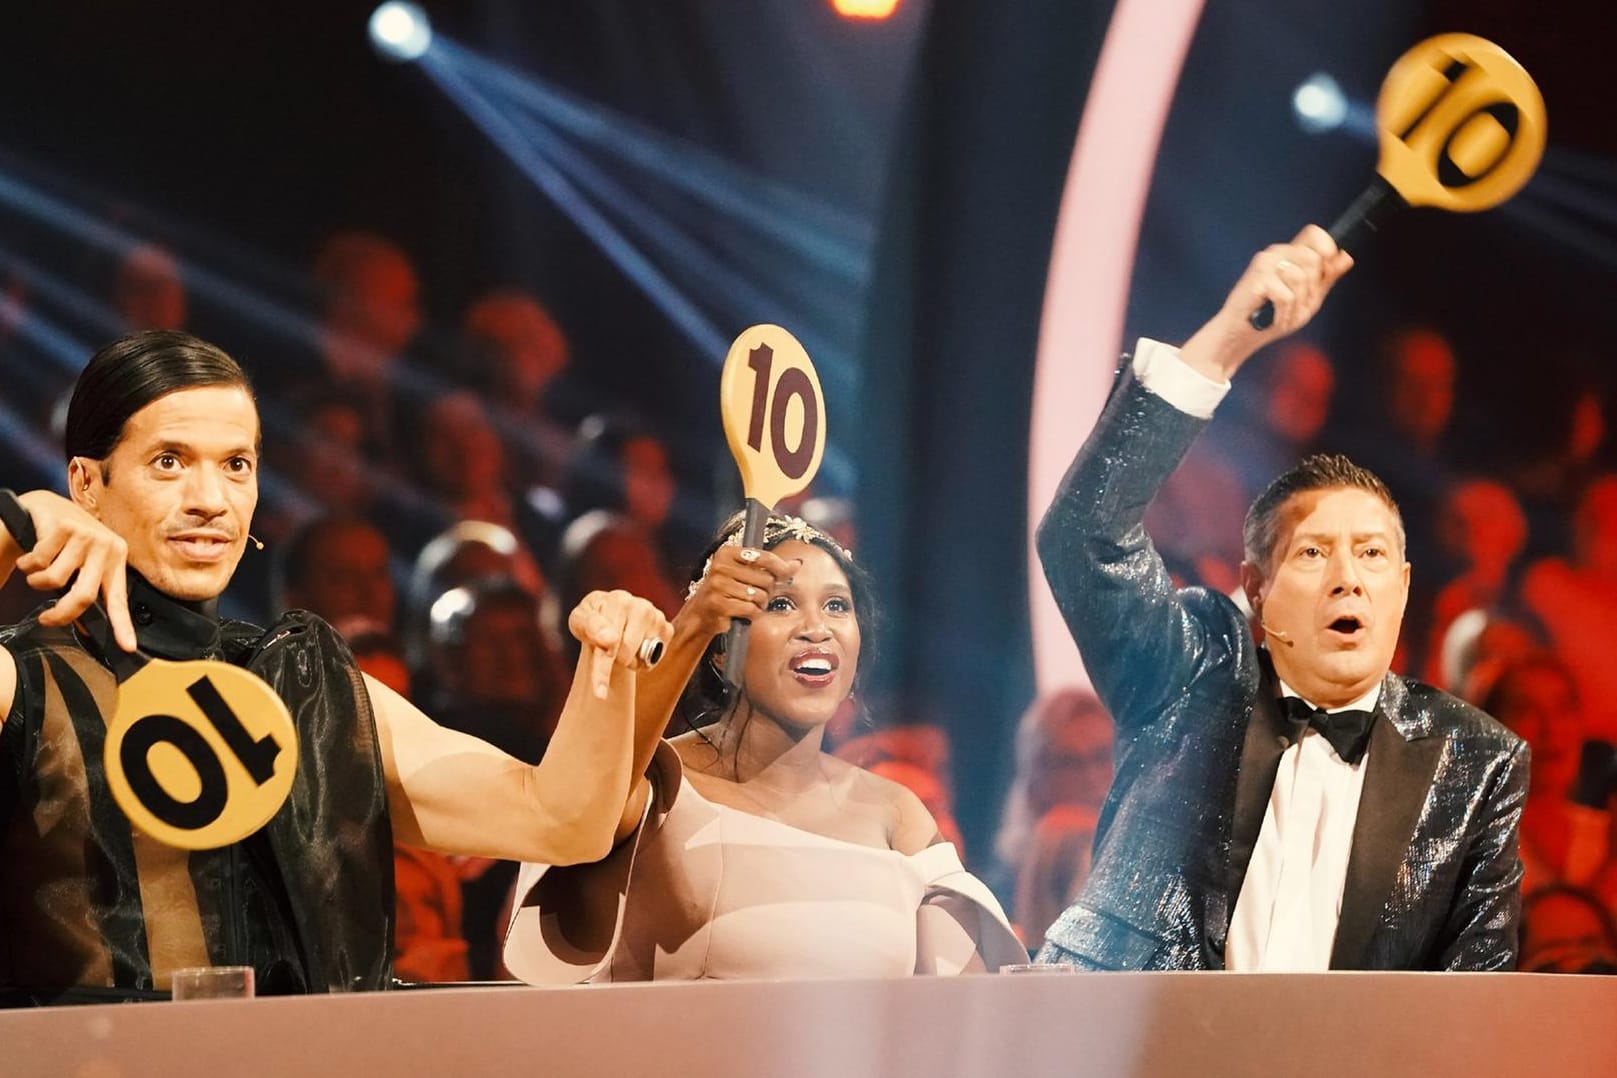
[718,325,828,687]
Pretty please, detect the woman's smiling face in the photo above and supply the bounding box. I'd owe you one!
[738,540,861,730]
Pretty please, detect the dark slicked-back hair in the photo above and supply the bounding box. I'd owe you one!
[1242,453,1405,572]
[64,330,254,468]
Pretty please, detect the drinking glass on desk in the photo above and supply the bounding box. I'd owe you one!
[170,966,255,1000]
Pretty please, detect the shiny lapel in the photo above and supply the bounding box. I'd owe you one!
[1214,652,1293,965]
[1330,676,1443,969]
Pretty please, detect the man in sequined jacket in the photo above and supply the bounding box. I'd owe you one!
[1036,228,1527,971]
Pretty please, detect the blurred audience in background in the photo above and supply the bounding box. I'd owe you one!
[273,513,398,632]
[554,414,688,579]
[1520,885,1617,975]
[412,390,517,528]
[421,574,564,763]
[113,243,186,332]
[1483,653,1614,899]
[306,231,422,454]
[420,574,564,981]
[1523,476,1617,742]
[461,288,576,489]
[994,689,1114,952]
[1224,340,1337,498]
[1422,479,1529,686]
[345,624,472,984]
[404,520,547,670]
[554,509,682,640]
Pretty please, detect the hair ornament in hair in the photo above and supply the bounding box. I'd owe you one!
[687,512,854,598]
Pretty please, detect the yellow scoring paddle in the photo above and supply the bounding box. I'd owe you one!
[0,495,297,850]
[717,325,828,687]
[101,641,298,851]
[1251,32,1547,328]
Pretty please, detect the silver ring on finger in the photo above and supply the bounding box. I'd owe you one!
[738,548,760,564]
[1275,259,1297,274]
[637,637,665,668]
[745,586,757,598]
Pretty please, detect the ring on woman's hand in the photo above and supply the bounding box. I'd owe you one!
[745,586,757,598]
[1275,258,1296,274]
[637,637,665,667]
[738,548,760,564]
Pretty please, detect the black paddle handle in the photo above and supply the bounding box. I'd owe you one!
[0,489,38,552]
[1248,175,1409,330]
[0,488,145,677]
[722,498,770,689]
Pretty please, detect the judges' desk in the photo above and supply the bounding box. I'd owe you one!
[4,973,1613,1077]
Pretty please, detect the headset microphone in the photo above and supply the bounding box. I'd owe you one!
[1261,623,1294,647]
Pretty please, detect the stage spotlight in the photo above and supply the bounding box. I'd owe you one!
[370,2,432,62]
[1292,73,1346,134]
[832,0,900,17]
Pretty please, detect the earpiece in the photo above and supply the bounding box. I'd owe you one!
[248,535,266,551]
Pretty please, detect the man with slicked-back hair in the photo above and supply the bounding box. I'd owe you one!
[0,329,669,1003]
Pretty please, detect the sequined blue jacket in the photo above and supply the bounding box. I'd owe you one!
[1036,370,1527,971]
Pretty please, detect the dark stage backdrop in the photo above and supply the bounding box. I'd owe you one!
[856,4,1114,857]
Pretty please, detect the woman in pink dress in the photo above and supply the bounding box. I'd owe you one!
[504,513,1025,981]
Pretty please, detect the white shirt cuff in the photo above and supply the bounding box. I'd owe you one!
[1131,337,1230,420]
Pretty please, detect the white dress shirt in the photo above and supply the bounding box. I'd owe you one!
[1225,680,1377,971]
[1132,338,1377,971]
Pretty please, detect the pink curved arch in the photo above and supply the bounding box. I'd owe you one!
[1027,0,1205,692]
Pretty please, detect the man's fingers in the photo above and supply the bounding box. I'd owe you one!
[26,533,90,592]
[627,607,671,669]
[586,613,621,653]
[567,593,618,646]
[17,525,68,574]
[1327,248,1355,284]
[570,590,675,687]
[8,498,135,648]
[589,645,615,699]
[1293,224,1338,261]
[1258,278,1297,318]
[101,558,136,652]
[56,543,106,621]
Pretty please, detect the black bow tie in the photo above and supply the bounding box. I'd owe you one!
[1281,696,1375,765]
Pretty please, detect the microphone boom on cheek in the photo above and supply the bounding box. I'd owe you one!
[1260,622,1294,647]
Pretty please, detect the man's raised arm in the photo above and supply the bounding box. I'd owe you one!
[1036,226,1352,728]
